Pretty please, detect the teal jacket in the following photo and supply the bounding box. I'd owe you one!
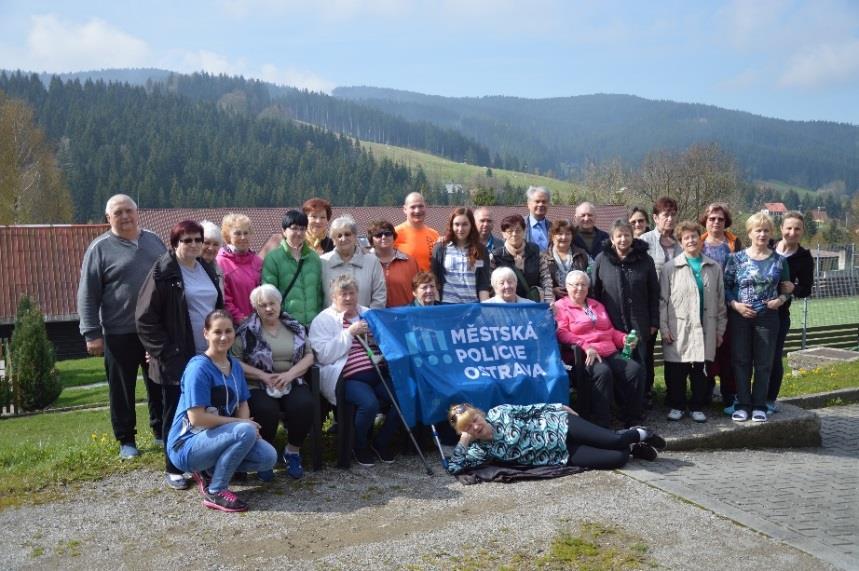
[262,241,323,326]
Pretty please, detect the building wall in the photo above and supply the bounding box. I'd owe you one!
[0,320,89,360]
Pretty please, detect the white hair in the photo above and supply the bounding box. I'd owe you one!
[526,185,551,203]
[576,201,595,214]
[250,284,282,308]
[565,269,590,286]
[105,194,137,215]
[329,214,357,236]
[490,266,517,289]
[200,220,221,242]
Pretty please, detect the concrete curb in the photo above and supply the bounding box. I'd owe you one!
[652,403,822,451]
[780,387,859,409]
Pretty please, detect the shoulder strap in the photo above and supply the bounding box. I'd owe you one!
[281,257,306,299]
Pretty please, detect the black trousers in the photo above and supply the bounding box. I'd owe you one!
[103,333,162,444]
[565,414,638,469]
[248,383,314,448]
[664,361,709,411]
[583,353,644,428]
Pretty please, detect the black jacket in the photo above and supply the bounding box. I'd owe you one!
[769,240,814,314]
[493,242,546,300]
[136,252,223,385]
[574,227,611,259]
[590,239,659,341]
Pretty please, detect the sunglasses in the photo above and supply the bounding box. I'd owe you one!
[178,237,204,244]
[373,230,394,239]
[448,404,468,425]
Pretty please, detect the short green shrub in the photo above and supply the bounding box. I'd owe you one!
[9,296,62,411]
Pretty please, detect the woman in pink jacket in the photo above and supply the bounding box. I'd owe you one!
[555,270,645,428]
[216,213,263,323]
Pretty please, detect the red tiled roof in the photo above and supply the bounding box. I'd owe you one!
[763,202,787,213]
[137,205,629,251]
[0,224,110,323]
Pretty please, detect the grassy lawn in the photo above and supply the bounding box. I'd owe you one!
[52,381,148,409]
[56,357,106,388]
[0,405,161,509]
[363,140,584,201]
[790,297,859,329]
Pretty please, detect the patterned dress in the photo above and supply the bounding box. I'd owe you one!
[447,403,570,474]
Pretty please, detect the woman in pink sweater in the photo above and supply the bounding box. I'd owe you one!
[216,213,263,323]
[555,270,645,428]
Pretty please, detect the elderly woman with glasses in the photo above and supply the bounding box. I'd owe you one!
[136,220,223,491]
[262,210,324,327]
[322,215,387,309]
[216,213,263,323]
[698,202,743,408]
[555,269,645,428]
[367,219,419,307]
[446,402,665,475]
[410,272,441,306]
[628,206,651,238]
[233,284,315,480]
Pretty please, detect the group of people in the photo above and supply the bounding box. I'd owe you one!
[77,187,812,511]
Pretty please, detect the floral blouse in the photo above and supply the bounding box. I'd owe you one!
[447,403,570,474]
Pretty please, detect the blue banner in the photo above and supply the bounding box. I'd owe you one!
[363,303,568,426]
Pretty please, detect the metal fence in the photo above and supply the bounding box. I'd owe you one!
[788,242,858,352]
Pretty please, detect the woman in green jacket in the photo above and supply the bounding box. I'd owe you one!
[262,210,324,327]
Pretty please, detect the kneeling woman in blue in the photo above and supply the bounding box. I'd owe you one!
[167,309,277,513]
[446,403,665,475]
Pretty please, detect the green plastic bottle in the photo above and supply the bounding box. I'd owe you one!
[621,329,638,360]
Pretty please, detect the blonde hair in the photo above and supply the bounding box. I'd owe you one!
[673,220,703,241]
[745,212,774,233]
[448,403,485,434]
[221,212,252,244]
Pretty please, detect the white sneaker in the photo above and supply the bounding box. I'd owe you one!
[690,411,707,423]
[666,409,684,421]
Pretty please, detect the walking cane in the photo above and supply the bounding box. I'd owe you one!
[430,424,449,471]
[355,334,434,476]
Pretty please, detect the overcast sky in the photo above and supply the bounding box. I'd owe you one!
[1,0,857,125]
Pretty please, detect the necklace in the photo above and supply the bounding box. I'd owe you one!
[213,358,231,373]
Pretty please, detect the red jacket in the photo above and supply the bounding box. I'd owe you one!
[555,296,626,357]
[216,247,263,322]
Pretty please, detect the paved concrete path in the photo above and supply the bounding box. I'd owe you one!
[621,404,859,570]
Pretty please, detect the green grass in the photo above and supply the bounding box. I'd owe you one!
[52,381,148,409]
[777,359,859,398]
[362,140,584,201]
[790,297,859,329]
[56,357,106,388]
[0,405,161,509]
[755,179,815,198]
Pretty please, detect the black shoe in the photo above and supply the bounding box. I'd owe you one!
[631,443,658,461]
[231,471,248,482]
[353,447,376,467]
[371,444,395,464]
[631,426,666,451]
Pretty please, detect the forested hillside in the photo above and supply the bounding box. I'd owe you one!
[0,72,424,222]
[334,87,859,193]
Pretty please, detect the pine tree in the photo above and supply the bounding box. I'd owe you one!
[9,296,62,411]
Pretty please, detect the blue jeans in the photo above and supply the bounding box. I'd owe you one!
[730,309,779,413]
[344,370,399,451]
[170,422,277,493]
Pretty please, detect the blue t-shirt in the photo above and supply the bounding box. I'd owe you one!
[167,354,251,468]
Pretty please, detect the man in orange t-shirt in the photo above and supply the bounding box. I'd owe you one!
[394,192,439,271]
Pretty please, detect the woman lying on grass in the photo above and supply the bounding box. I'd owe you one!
[446,403,665,475]
[166,309,277,512]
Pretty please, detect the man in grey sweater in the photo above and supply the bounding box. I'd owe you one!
[77,194,166,459]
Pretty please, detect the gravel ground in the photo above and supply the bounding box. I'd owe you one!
[2,454,830,570]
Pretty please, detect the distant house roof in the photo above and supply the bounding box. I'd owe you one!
[763,202,787,213]
[0,224,109,324]
[138,205,629,252]
[812,211,829,223]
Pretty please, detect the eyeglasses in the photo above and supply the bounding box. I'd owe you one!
[178,237,204,244]
[373,231,394,239]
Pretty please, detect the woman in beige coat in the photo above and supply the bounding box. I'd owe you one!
[660,221,727,423]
